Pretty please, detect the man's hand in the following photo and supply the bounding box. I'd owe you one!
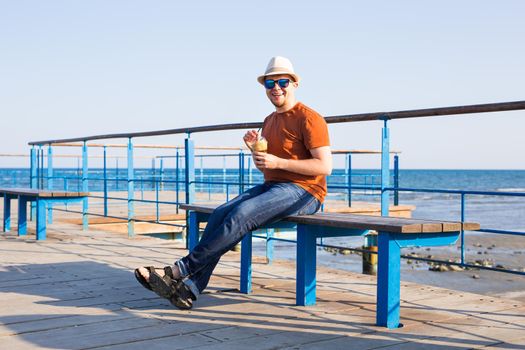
[253,151,282,170]
[243,130,259,150]
[253,146,332,176]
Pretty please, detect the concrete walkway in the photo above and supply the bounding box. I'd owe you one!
[1,222,524,349]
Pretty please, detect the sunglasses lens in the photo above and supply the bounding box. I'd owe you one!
[264,80,276,89]
[278,79,290,88]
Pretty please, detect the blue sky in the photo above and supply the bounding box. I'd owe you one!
[1,1,524,169]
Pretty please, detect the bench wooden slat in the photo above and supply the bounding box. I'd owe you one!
[180,204,216,214]
[0,188,89,198]
[314,212,443,232]
[179,203,479,234]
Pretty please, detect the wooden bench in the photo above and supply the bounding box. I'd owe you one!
[0,188,89,240]
[180,203,480,329]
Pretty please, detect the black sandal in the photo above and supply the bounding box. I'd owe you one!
[168,279,197,310]
[148,269,176,299]
[135,265,195,310]
[134,266,175,296]
[134,266,156,291]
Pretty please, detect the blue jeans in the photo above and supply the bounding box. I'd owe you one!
[176,182,321,298]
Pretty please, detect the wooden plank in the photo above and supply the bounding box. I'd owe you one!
[0,220,520,349]
[179,203,480,234]
[0,188,88,198]
[417,218,480,232]
[179,203,216,214]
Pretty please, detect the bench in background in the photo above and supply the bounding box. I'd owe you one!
[180,203,480,329]
[1,188,89,240]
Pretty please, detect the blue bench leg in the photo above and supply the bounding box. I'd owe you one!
[240,232,252,294]
[296,225,317,306]
[376,231,401,329]
[266,229,274,264]
[17,197,28,236]
[3,196,11,232]
[36,199,47,240]
[188,211,199,251]
[48,202,53,224]
[82,198,88,230]
[30,202,35,222]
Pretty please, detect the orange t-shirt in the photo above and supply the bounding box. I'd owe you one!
[261,102,330,203]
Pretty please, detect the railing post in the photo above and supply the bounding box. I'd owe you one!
[76,157,80,191]
[248,155,253,187]
[151,158,156,191]
[199,156,204,193]
[36,147,40,189]
[127,138,135,237]
[155,180,160,223]
[460,193,466,265]
[222,155,227,194]
[347,153,352,207]
[47,145,53,223]
[38,146,43,189]
[185,135,195,205]
[394,154,399,206]
[103,145,108,217]
[176,148,180,213]
[115,158,119,191]
[160,158,164,191]
[185,135,195,249]
[30,147,37,220]
[82,141,89,230]
[381,118,390,216]
[238,151,245,194]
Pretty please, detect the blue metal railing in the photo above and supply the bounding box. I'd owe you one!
[21,99,525,276]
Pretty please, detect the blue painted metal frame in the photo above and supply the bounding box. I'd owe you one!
[103,145,108,216]
[127,138,134,237]
[381,119,390,216]
[47,146,53,223]
[376,230,460,328]
[184,207,462,329]
[30,147,37,220]
[393,155,399,206]
[346,153,352,207]
[82,142,88,230]
[18,195,28,235]
[266,229,274,264]
[38,146,43,189]
[1,192,88,240]
[3,194,14,232]
[185,137,195,204]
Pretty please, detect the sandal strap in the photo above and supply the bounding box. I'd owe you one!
[164,265,174,279]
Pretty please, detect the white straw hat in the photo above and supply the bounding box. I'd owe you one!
[257,56,301,85]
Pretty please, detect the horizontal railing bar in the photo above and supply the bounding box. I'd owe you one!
[388,187,525,197]
[479,228,525,236]
[51,207,185,228]
[88,195,182,206]
[28,100,525,145]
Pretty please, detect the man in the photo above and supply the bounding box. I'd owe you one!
[135,56,332,309]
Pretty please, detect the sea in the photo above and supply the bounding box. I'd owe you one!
[1,168,524,228]
[2,168,524,281]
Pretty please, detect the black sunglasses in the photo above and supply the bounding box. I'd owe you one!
[264,78,291,89]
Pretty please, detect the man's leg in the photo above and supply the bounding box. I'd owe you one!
[136,184,267,294]
[181,182,320,295]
